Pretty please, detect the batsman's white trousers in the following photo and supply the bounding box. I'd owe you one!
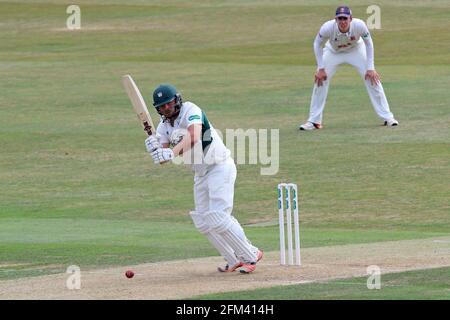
[308,42,394,124]
[193,158,258,264]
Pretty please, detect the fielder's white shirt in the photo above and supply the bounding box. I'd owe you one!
[314,18,375,70]
[156,101,231,176]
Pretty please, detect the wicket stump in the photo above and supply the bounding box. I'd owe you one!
[278,183,301,266]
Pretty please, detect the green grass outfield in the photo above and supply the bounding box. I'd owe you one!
[0,1,449,298]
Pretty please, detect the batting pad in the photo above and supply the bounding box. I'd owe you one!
[189,211,210,234]
[189,211,239,266]
[204,211,257,263]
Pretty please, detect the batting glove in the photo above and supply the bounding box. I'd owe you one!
[144,135,161,153]
[151,148,174,164]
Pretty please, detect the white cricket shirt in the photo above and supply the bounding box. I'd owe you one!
[156,101,230,175]
[313,18,375,70]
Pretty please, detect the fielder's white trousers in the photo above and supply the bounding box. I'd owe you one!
[308,43,394,124]
[193,158,258,264]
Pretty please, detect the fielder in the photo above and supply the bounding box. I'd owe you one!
[145,84,263,274]
[299,6,399,130]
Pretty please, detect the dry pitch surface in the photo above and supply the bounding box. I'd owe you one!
[1,237,449,299]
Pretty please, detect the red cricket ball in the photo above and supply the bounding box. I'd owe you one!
[125,270,134,278]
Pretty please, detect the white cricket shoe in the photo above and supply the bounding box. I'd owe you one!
[299,122,322,131]
[384,119,399,127]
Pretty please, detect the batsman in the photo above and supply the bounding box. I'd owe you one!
[144,84,263,274]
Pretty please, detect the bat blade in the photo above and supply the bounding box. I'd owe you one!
[122,74,155,136]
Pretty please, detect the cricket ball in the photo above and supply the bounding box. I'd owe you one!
[125,270,134,278]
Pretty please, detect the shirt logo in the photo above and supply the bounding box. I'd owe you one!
[188,115,201,121]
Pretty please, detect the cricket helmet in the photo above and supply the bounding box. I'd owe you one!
[153,84,182,107]
[152,84,183,118]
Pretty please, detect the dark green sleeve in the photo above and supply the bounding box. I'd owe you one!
[201,111,213,151]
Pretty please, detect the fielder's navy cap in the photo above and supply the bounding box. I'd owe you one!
[335,6,352,17]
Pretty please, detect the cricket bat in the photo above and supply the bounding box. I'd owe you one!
[122,74,156,136]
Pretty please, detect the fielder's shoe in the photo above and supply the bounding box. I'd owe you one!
[299,122,322,131]
[217,261,243,273]
[384,119,399,127]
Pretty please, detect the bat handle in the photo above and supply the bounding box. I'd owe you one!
[144,125,153,136]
